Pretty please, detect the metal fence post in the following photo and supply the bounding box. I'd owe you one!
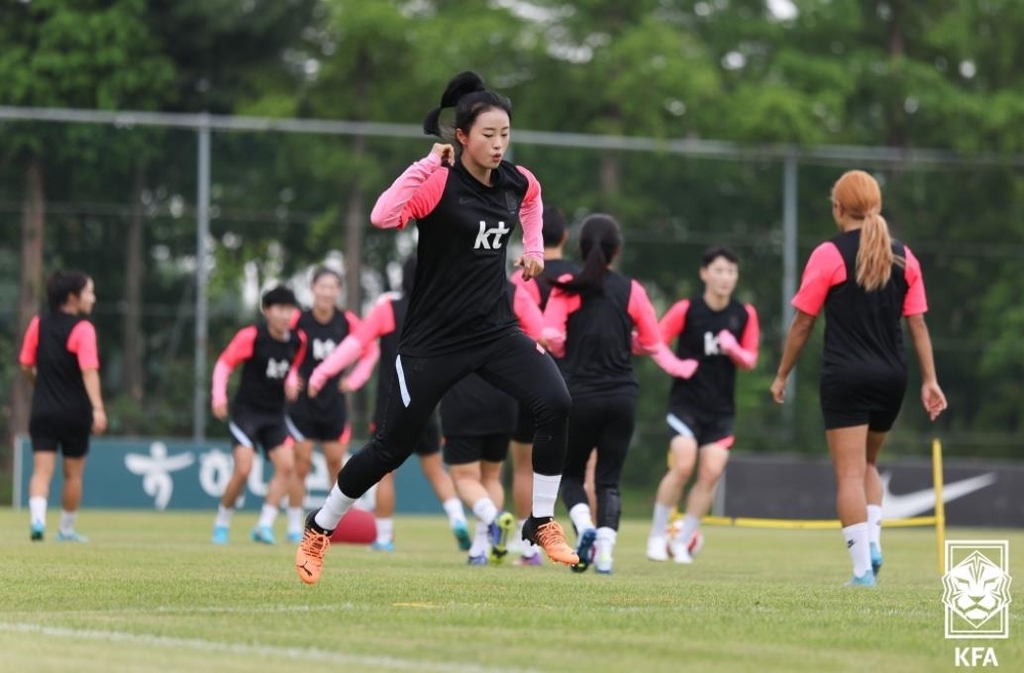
[193,115,211,442]
[781,153,798,435]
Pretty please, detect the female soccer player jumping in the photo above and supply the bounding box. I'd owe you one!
[771,170,946,586]
[295,71,577,584]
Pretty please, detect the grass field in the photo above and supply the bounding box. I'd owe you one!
[1,509,1021,672]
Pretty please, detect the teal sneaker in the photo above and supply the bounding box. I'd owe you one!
[570,528,597,574]
[488,512,515,565]
[56,530,89,543]
[30,522,45,542]
[845,571,877,587]
[467,553,489,566]
[452,521,472,551]
[250,525,276,545]
[211,525,229,545]
[370,540,395,552]
[870,543,883,577]
[286,530,303,544]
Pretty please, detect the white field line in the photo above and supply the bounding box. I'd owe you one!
[0,622,536,673]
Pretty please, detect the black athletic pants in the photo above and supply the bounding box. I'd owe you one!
[560,392,637,532]
[337,331,571,498]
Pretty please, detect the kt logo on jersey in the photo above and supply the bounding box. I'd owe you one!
[474,220,511,250]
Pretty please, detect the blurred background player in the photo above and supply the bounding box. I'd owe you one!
[647,246,760,564]
[19,270,107,543]
[771,170,946,586]
[283,267,379,543]
[210,286,305,545]
[544,215,698,574]
[309,255,469,552]
[442,278,547,565]
[507,204,593,564]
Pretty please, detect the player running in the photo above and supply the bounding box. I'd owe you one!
[295,71,577,585]
[647,246,760,564]
[543,214,698,574]
[210,286,305,545]
[283,267,378,543]
[771,170,946,586]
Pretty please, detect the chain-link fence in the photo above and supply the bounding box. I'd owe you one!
[2,108,1021,487]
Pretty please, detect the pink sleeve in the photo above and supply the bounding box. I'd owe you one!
[902,245,928,316]
[740,304,760,353]
[369,153,448,229]
[344,339,380,391]
[513,284,546,340]
[340,311,379,390]
[288,330,308,381]
[218,326,257,368]
[627,280,662,353]
[212,326,257,406]
[516,166,544,262]
[540,275,580,357]
[792,243,846,316]
[18,316,40,367]
[354,297,397,344]
[659,300,690,343]
[67,321,100,370]
[510,269,542,306]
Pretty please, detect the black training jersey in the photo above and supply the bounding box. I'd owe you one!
[375,157,542,357]
[290,308,353,415]
[822,230,910,379]
[20,312,97,426]
[227,323,302,414]
[558,271,637,398]
[666,297,753,416]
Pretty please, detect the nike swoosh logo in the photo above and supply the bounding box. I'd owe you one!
[881,472,997,519]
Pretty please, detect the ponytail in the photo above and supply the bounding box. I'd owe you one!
[855,211,900,291]
[422,71,512,143]
[551,214,623,295]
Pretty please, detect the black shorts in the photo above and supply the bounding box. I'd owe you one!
[29,416,90,458]
[820,372,906,432]
[370,411,440,457]
[229,407,290,454]
[511,403,534,444]
[666,406,735,448]
[444,433,510,465]
[286,411,348,443]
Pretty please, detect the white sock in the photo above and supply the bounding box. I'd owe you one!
[650,502,672,537]
[472,497,498,526]
[443,498,466,527]
[677,514,701,543]
[596,526,617,556]
[531,473,560,518]
[569,503,595,535]
[469,521,490,556]
[315,484,357,531]
[215,505,234,528]
[286,507,304,534]
[257,504,278,529]
[843,522,872,577]
[59,510,78,535]
[376,517,394,545]
[867,504,883,552]
[29,496,47,527]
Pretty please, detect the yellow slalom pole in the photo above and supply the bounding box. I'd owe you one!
[932,437,947,575]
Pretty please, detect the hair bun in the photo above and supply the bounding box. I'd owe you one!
[440,71,486,107]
